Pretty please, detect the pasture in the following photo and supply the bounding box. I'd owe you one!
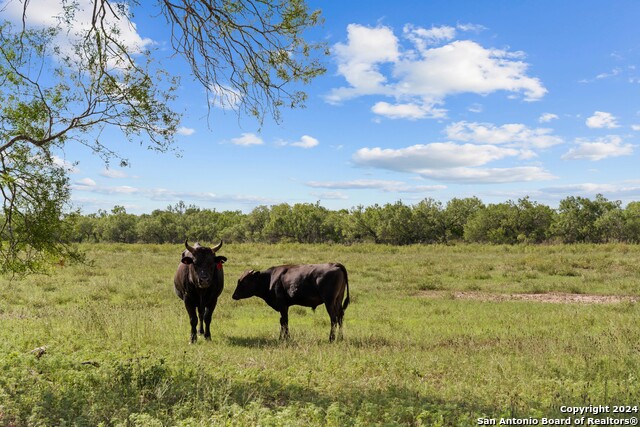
[1,243,640,426]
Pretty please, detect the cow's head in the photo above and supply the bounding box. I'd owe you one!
[182,240,224,288]
[232,269,260,300]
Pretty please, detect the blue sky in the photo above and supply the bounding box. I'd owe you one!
[7,1,640,213]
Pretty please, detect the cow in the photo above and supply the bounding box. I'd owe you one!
[174,240,226,344]
[232,263,350,342]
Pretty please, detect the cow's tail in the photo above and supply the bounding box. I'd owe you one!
[337,263,350,311]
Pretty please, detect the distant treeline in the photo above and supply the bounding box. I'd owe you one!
[64,194,640,245]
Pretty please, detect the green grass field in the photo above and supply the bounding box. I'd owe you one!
[1,243,640,426]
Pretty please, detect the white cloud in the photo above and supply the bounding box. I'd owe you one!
[586,111,619,129]
[71,183,273,204]
[394,40,545,101]
[562,135,633,161]
[468,103,483,113]
[445,121,563,149]
[231,133,264,146]
[290,135,319,149]
[541,183,620,197]
[456,23,487,33]
[538,183,640,202]
[518,149,538,160]
[371,102,445,120]
[632,124,640,131]
[579,68,624,84]
[209,84,243,110]
[310,191,349,200]
[351,127,557,184]
[539,113,559,123]
[101,168,129,179]
[596,68,621,80]
[177,127,196,136]
[306,179,445,193]
[327,24,546,119]
[402,24,456,53]
[278,135,320,148]
[52,156,79,173]
[327,24,399,103]
[418,166,556,183]
[4,0,153,66]
[353,142,520,171]
[75,178,96,186]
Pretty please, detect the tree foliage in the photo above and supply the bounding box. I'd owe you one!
[159,0,326,122]
[551,195,620,243]
[0,145,82,273]
[0,0,325,274]
[64,195,640,246]
[463,198,554,244]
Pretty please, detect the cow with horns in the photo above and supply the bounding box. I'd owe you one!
[174,240,226,343]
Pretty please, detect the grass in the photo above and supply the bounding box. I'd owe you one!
[1,243,640,425]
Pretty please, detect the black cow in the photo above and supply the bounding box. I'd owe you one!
[232,263,350,342]
[174,240,226,343]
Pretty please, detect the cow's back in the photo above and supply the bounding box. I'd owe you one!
[277,263,346,306]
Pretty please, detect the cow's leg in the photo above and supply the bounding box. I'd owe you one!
[279,308,289,340]
[326,303,338,343]
[185,302,198,344]
[203,299,217,340]
[337,305,345,341]
[329,321,337,342]
[197,305,205,335]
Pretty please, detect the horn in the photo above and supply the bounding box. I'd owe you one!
[211,240,223,253]
[184,240,195,254]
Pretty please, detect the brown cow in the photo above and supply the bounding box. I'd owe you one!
[232,263,350,342]
[174,241,226,343]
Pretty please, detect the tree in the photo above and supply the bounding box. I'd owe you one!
[68,212,100,243]
[136,210,183,243]
[346,204,382,243]
[463,198,555,244]
[242,205,271,242]
[412,198,445,244]
[443,197,484,242]
[289,202,331,243]
[551,194,621,243]
[99,206,138,243]
[515,197,555,243]
[263,203,294,242]
[464,202,518,244]
[0,0,325,273]
[376,201,415,245]
[595,208,626,243]
[623,202,640,243]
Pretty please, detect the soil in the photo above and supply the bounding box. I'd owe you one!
[418,290,640,304]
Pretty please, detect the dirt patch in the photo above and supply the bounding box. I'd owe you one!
[419,290,640,304]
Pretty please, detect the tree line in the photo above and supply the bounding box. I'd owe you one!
[65,194,640,245]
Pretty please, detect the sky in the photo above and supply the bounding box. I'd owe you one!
[5,1,640,214]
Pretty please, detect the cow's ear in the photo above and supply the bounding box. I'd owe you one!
[181,256,194,265]
[215,256,227,264]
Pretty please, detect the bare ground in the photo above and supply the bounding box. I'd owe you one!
[418,290,640,304]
